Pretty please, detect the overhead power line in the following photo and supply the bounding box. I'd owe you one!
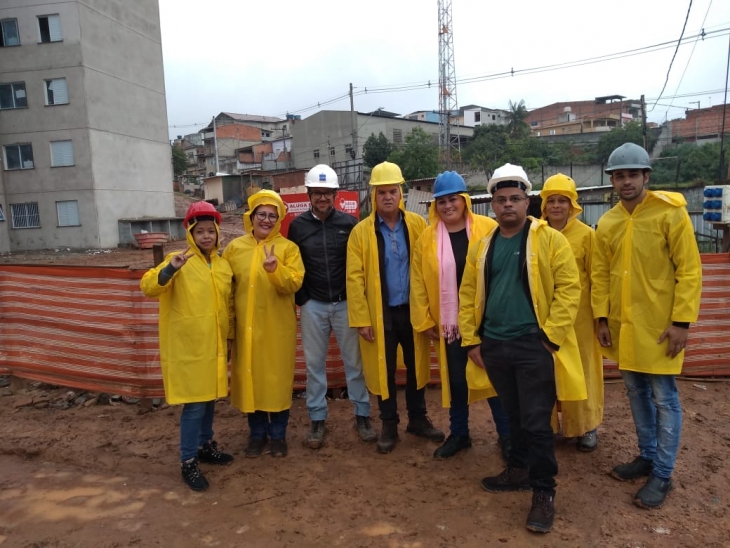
[650,0,694,111]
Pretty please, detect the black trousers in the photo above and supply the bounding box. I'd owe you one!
[377,305,427,422]
[480,332,558,493]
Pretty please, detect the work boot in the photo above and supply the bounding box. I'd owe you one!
[433,434,472,460]
[611,456,653,481]
[181,458,209,492]
[270,438,288,457]
[576,430,598,452]
[498,436,512,462]
[481,466,531,493]
[244,436,270,458]
[355,416,377,443]
[633,474,674,509]
[376,419,399,454]
[197,440,234,465]
[526,491,555,533]
[305,420,326,449]
[406,415,445,443]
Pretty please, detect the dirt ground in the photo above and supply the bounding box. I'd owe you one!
[1,194,729,546]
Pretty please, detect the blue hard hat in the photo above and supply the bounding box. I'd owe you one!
[433,171,467,199]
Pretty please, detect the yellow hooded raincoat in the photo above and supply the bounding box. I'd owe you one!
[222,190,305,413]
[541,181,603,436]
[410,194,498,407]
[591,190,702,375]
[458,216,587,402]
[140,219,234,405]
[346,188,430,399]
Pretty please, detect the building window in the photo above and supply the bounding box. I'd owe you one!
[0,82,27,109]
[0,19,20,47]
[45,78,68,105]
[38,15,62,43]
[0,204,5,222]
[56,200,80,226]
[345,144,353,156]
[3,144,34,170]
[313,149,320,159]
[50,140,74,167]
[474,112,481,123]
[10,202,41,229]
[393,129,403,144]
[492,114,496,120]
[549,129,556,136]
[329,147,336,157]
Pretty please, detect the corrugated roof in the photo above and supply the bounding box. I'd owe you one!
[220,112,283,123]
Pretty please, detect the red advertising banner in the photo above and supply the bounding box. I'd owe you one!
[279,191,360,237]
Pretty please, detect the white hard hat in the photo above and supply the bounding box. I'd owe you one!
[487,163,532,195]
[305,164,339,189]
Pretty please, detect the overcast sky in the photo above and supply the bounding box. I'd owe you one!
[159,0,729,140]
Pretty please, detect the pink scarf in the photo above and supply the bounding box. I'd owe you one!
[438,216,471,344]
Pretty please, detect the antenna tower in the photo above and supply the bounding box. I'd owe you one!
[438,0,460,167]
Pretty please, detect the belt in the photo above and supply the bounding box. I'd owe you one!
[331,292,346,302]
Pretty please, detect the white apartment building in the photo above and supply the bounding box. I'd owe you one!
[0,0,174,252]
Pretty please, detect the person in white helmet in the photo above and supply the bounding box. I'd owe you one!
[288,165,376,449]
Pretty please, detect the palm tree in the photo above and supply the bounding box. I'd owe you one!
[507,99,530,138]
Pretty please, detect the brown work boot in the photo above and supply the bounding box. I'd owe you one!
[481,466,531,493]
[376,419,399,454]
[406,415,445,442]
[526,491,555,533]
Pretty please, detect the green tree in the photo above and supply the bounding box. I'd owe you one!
[387,127,441,181]
[650,142,727,185]
[362,132,395,168]
[595,121,657,163]
[171,145,188,179]
[463,124,509,179]
[506,99,531,139]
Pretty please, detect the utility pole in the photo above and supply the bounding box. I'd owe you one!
[350,83,357,161]
[640,95,647,150]
[212,115,220,174]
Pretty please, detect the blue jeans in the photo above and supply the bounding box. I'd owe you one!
[180,400,215,462]
[620,370,682,480]
[300,299,371,420]
[247,410,290,440]
[445,339,510,439]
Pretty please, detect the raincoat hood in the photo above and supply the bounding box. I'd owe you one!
[369,184,406,219]
[650,190,687,208]
[244,189,286,241]
[540,173,582,223]
[185,217,222,258]
[428,192,473,226]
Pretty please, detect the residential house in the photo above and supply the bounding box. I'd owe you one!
[455,104,510,128]
[670,103,730,143]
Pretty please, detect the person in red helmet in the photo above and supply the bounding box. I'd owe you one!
[140,201,235,492]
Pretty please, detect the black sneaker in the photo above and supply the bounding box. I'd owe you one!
[433,434,472,460]
[305,420,326,449]
[198,440,234,465]
[181,458,209,492]
[406,415,445,443]
[611,456,652,481]
[355,416,377,443]
[481,466,531,493]
[271,438,288,458]
[526,491,555,533]
[633,474,674,509]
[245,437,270,458]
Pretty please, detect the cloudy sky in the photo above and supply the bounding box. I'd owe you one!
[159,0,728,140]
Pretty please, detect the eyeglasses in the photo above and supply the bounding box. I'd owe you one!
[310,190,335,199]
[254,212,279,222]
[493,196,527,205]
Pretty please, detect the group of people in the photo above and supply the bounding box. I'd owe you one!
[140,141,702,535]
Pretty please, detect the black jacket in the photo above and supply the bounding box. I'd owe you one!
[288,208,357,306]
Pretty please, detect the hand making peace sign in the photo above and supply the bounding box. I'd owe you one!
[170,247,193,269]
[263,244,278,273]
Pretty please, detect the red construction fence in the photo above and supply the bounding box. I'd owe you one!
[0,254,728,397]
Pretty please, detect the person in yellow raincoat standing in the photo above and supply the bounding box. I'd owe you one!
[592,143,702,510]
[459,163,585,534]
[347,161,445,454]
[540,174,604,452]
[140,201,235,492]
[223,190,304,459]
[410,171,511,461]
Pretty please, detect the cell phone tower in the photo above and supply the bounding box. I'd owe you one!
[438,0,460,167]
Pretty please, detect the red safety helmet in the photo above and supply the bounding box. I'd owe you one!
[183,201,222,228]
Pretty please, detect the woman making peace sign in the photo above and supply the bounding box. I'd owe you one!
[223,190,304,458]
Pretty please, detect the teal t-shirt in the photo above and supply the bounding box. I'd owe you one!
[482,232,537,340]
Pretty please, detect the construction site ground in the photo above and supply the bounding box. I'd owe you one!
[0,194,729,547]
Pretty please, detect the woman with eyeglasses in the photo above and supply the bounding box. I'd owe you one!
[222,190,304,458]
[540,174,603,452]
[410,171,512,460]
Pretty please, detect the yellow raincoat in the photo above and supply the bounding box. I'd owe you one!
[410,194,498,407]
[458,217,587,401]
[591,190,702,375]
[140,220,233,405]
[541,182,603,436]
[222,190,305,413]
[346,189,430,399]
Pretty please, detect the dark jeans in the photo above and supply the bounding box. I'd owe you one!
[445,338,510,439]
[377,305,427,422]
[481,332,557,493]
[247,410,290,440]
[180,400,215,462]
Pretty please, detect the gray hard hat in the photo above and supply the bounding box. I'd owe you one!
[605,142,652,174]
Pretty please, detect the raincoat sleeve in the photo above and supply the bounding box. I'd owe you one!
[667,208,702,322]
[590,228,610,320]
[458,241,481,348]
[542,232,581,348]
[346,225,371,328]
[410,232,437,333]
[266,241,305,294]
[139,253,179,298]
